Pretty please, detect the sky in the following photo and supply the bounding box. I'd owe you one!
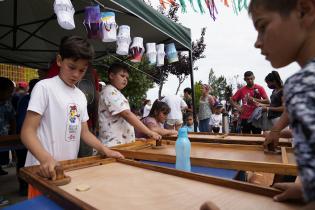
[146,1,300,100]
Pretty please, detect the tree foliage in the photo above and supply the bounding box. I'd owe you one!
[154,4,207,97]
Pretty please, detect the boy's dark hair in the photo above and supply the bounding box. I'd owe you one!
[148,100,170,118]
[248,0,298,17]
[265,71,283,87]
[244,71,254,78]
[28,79,40,94]
[108,62,130,76]
[0,77,14,93]
[59,36,94,61]
[184,87,192,95]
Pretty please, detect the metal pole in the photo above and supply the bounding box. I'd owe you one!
[13,0,17,49]
[188,50,197,132]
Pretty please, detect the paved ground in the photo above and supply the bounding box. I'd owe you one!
[0,166,27,209]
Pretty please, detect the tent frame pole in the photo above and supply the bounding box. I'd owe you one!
[188,50,197,132]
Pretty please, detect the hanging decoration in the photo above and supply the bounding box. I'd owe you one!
[165,43,179,64]
[205,0,218,21]
[221,0,229,7]
[101,12,117,42]
[130,37,145,63]
[159,0,176,9]
[231,0,248,15]
[188,0,197,12]
[156,44,165,67]
[197,0,205,13]
[54,0,75,30]
[179,0,187,12]
[146,43,157,65]
[84,5,102,39]
[116,25,131,55]
[157,0,248,20]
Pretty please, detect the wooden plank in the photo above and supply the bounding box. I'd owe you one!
[20,157,305,210]
[113,140,298,175]
[166,133,292,147]
[281,147,289,164]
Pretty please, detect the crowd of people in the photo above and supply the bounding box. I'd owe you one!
[2,0,315,206]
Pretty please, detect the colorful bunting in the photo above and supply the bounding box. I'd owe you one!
[157,0,249,20]
[159,0,176,9]
[197,0,205,13]
[179,0,187,12]
[205,0,218,21]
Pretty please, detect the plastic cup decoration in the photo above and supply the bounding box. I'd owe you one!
[101,12,117,42]
[146,43,157,65]
[84,5,102,40]
[130,37,145,63]
[165,43,179,63]
[54,0,75,30]
[116,25,131,55]
[156,44,165,67]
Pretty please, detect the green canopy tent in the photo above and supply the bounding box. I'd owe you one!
[0,0,197,130]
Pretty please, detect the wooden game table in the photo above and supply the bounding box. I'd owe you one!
[166,132,292,147]
[20,156,305,210]
[112,140,297,175]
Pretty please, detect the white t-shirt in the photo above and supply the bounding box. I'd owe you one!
[142,104,151,117]
[161,95,187,120]
[98,84,135,147]
[25,76,89,166]
[209,113,222,132]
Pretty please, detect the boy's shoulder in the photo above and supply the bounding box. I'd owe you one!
[286,60,315,86]
[102,84,120,95]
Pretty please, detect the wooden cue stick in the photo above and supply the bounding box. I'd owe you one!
[281,147,289,164]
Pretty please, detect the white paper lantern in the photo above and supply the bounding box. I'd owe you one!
[84,5,102,40]
[116,25,131,55]
[54,0,75,30]
[130,37,144,63]
[156,44,165,67]
[101,12,117,42]
[165,43,179,63]
[146,43,157,65]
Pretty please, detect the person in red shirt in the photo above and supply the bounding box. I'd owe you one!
[230,71,269,134]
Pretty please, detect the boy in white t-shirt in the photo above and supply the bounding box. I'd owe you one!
[161,94,187,130]
[21,36,123,189]
[98,63,161,147]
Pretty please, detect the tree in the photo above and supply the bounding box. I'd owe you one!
[175,27,207,95]
[207,69,232,110]
[96,56,155,109]
[193,81,203,111]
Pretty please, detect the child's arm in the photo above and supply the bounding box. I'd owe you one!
[119,110,161,140]
[272,177,304,202]
[80,122,124,158]
[21,111,58,180]
[264,109,290,149]
[148,125,177,136]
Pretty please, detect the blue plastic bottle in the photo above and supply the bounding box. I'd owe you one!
[175,127,191,172]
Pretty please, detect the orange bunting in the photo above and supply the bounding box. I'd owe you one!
[221,0,229,7]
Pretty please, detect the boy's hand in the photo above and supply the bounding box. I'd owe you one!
[149,131,162,141]
[170,130,178,136]
[273,182,304,202]
[104,149,124,159]
[264,130,280,151]
[39,157,59,180]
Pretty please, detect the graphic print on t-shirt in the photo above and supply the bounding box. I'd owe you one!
[66,103,80,142]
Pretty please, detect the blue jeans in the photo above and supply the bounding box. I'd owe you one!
[199,118,210,132]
